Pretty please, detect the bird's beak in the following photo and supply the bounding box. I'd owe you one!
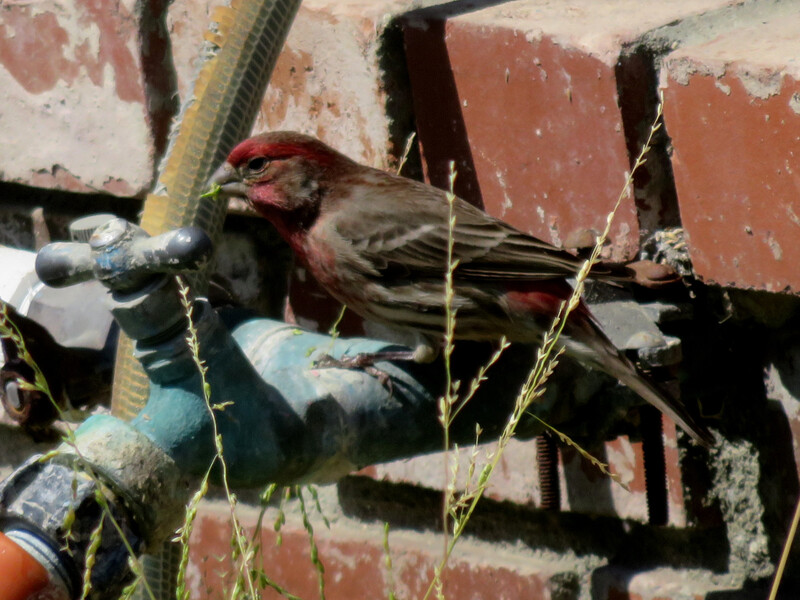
[209,162,249,199]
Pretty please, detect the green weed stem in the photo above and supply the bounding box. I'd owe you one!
[177,278,257,599]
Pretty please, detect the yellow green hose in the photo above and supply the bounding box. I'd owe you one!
[112,0,302,417]
[109,1,302,597]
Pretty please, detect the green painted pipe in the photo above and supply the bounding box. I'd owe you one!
[77,298,552,488]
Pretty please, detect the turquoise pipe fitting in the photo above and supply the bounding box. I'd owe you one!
[90,291,547,488]
[3,217,642,595]
[47,274,556,557]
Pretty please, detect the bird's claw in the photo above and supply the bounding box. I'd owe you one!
[314,353,393,392]
[315,352,372,369]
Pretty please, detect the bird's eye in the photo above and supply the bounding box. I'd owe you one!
[246,157,268,172]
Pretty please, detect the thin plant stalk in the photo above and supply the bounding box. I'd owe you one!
[297,486,326,600]
[177,278,257,599]
[769,493,800,600]
[396,132,417,176]
[382,522,397,600]
[435,162,512,594]
[439,162,460,554]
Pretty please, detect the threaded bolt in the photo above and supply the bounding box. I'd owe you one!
[536,435,561,511]
[641,406,668,526]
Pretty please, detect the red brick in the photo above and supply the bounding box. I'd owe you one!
[188,500,576,600]
[593,566,731,599]
[403,1,737,262]
[169,0,419,169]
[662,417,688,528]
[560,436,649,522]
[369,439,541,507]
[661,14,800,291]
[369,435,681,524]
[366,412,706,524]
[0,0,158,195]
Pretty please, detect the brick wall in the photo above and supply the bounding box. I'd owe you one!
[3,0,800,598]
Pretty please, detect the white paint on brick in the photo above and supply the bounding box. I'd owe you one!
[457,0,739,67]
[536,206,546,223]
[739,69,783,100]
[0,1,154,194]
[83,20,101,60]
[790,92,800,115]
[765,231,783,260]
[664,7,800,98]
[663,56,725,86]
[0,68,153,193]
[170,1,452,169]
[714,79,732,95]
[604,437,636,487]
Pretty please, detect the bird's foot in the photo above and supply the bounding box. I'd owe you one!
[314,350,419,389]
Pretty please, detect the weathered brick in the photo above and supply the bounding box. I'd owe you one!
[593,565,733,600]
[189,499,580,600]
[403,0,738,262]
[764,348,800,485]
[367,434,671,524]
[368,438,542,507]
[0,0,158,195]
[169,0,420,169]
[661,12,800,291]
[564,418,691,526]
[560,436,649,522]
[662,417,688,528]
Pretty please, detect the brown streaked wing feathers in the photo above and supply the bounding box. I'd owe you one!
[328,172,631,283]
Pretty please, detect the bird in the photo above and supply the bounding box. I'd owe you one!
[209,131,712,446]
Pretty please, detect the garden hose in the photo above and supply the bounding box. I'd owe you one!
[112,0,302,415]
[109,1,302,598]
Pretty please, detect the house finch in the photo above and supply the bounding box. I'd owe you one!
[211,131,712,446]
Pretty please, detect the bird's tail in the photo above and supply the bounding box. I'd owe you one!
[564,316,714,447]
[607,356,713,447]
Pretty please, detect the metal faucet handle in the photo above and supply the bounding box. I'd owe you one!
[35,216,214,291]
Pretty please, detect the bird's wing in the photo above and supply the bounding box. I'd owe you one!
[327,176,626,283]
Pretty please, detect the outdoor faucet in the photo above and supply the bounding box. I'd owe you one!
[2,216,587,599]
